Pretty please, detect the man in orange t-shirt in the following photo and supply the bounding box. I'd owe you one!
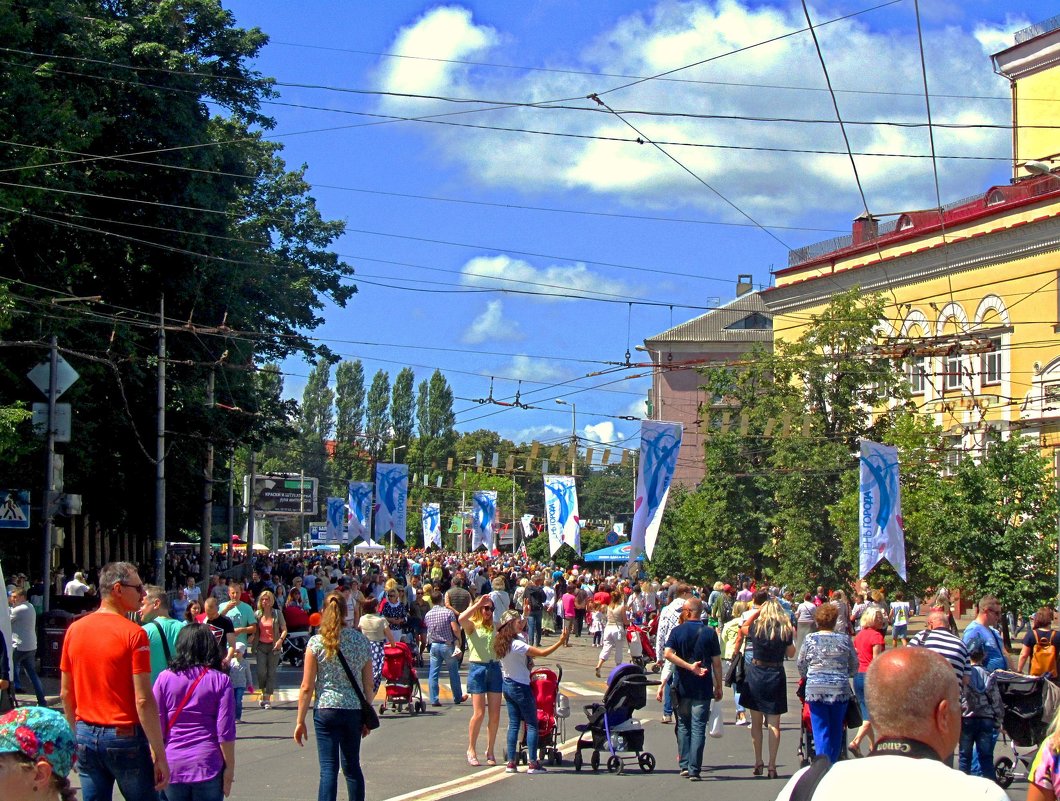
[60,561,169,800]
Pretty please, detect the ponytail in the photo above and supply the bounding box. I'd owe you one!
[320,591,346,659]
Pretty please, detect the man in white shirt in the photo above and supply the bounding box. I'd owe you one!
[183,575,202,604]
[63,571,90,596]
[655,583,694,724]
[9,588,47,706]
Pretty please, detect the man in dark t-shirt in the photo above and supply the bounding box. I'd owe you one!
[203,596,237,665]
[523,575,547,646]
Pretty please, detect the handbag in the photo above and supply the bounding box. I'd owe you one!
[723,651,745,688]
[844,695,863,730]
[708,697,724,739]
[0,686,16,715]
[336,647,381,731]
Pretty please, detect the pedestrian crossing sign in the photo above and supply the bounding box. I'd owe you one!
[0,490,30,529]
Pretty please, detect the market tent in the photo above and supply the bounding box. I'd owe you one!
[313,544,340,552]
[353,541,385,554]
[582,543,644,563]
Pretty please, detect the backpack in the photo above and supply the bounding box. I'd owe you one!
[962,666,996,719]
[1031,629,1057,677]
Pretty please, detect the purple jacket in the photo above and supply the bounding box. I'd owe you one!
[154,667,235,783]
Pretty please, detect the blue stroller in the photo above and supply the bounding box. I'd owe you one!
[573,663,659,774]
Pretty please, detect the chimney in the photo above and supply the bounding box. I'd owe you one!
[852,213,878,245]
[736,274,754,297]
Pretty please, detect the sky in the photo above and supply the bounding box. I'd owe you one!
[220,0,1057,460]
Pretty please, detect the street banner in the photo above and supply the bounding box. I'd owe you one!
[859,439,907,581]
[544,474,581,556]
[448,513,463,534]
[347,482,373,543]
[629,421,683,564]
[422,503,441,548]
[471,490,497,551]
[325,497,346,543]
[521,513,535,539]
[374,463,409,542]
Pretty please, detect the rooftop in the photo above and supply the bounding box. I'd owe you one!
[644,291,773,345]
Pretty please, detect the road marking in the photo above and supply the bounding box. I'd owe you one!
[560,682,598,697]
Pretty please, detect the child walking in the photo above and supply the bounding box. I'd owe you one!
[229,641,254,723]
[589,602,604,647]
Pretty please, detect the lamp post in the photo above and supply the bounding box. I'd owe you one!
[389,444,407,552]
[556,399,577,475]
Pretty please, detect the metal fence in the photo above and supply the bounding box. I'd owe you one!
[1015,14,1060,44]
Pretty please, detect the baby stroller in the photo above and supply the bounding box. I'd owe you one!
[517,666,568,765]
[994,670,1060,788]
[795,678,852,766]
[282,630,309,667]
[379,641,426,715]
[573,663,658,774]
[626,623,659,672]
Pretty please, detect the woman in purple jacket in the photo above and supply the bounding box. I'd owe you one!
[154,623,236,800]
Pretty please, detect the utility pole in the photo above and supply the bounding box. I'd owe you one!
[557,399,577,476]
[41,336,58,612]
[246,449,256,576]
[227,447,235,570]
[299,467,306,552]
[154,297,166,587]
[199,368,215,581]
[511,478,516,554]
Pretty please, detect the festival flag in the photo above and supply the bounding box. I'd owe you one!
[325,497,346,543]
[629,420,683,564]
[521,513,535,539]
[471,490,497,551]
[858,439,907,581]
[374,463,409,542]
[347,481,373,542]
[544,474,581,556]
[448,513,463,534]
[422,503,441,548]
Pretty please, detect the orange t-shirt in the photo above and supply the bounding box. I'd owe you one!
[60,611,152,726]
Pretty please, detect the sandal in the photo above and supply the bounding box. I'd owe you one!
[768,768,778,779]
[466,753,481,767]
[485,753,497,767]
[753,763,764,776]
[848,743,862,759]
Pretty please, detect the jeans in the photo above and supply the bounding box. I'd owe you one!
[13,648,47,706]
[525,612,542,646]
[663,672,674,716]
[961,718,997,781]
[314,707,365,801]
[428,642,463,704]
[233,688,245,721]
[162,773,223,801]
[75,722,160,801]
[503,678,538,763]
[675,696,711,775]
[808,700,847,765]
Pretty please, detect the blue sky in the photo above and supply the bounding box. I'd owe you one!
[221,0,1056,457]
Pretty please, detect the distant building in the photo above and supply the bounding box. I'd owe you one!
[640,279,773,488]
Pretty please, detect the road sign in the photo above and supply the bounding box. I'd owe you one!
[251,474,318,515]
[31,403,71,443]
[27,355,80,398]
[0,490,30,529]
[605,531,619,546]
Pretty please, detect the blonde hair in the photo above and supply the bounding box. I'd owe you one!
[732,601,749,618]
[752,599,793,641]
[470,603,494,630]
[860,608,886,630]
[319,591,346,659]
[256,590,276,613]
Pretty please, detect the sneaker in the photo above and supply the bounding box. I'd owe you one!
[679,769,689,777]
[263,702,271,710]
[527,761,547,775]
[689,774,702,781]
[505,761,519,774]
[661,714,672,724]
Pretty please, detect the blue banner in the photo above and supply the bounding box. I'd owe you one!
[859,439,907,581]
[325,497,346,543]
[471,490,497,551]
[374,464,409,543]
[347,481,373,543]
[422,503,441,548]
[543,475,581,556]
[629,421,683,562]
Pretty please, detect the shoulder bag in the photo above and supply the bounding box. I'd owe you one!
[336,645,381,730]
[166,669,209,735]
[724,646,745,687]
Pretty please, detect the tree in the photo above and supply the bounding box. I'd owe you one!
[334,360,366,480]
[578,462,636,528]
[364,370,390,461]
[416,369,456,468]
[390,367,416,461]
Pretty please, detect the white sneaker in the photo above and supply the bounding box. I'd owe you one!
[661,714,672,724]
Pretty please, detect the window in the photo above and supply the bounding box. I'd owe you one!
[944,353,963,390]
[980,337,1003,385]
[908,356,926,394]
[944,435,964,474]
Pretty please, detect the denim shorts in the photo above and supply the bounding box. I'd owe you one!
[892,624,908,639]
[467,661,503,694]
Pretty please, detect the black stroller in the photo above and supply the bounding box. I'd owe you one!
[573,663,659,775]
[993,670,1059,788]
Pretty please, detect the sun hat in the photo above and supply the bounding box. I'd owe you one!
[498,609,522,630]
[0,707,76,778]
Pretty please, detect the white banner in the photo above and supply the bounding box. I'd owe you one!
[422,503,441,548]
[325,497,346,543]
[629,420,683,563]
[859,439,907,581]
[347,481,373,543]
[471,490,497,551]
[521,513,535,539]
[544,474,581,555]
[374,463,409,542]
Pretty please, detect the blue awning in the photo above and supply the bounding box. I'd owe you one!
[582,543,644,563]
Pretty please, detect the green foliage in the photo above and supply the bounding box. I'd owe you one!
[390,367,416,458]
[415,370,456,469]
[334,360,367,481]
[364,370,390,461]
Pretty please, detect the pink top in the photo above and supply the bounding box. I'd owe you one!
[562,593,577,618]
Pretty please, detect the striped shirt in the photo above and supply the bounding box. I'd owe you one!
[908,627,969,684]
[424,605,457,645]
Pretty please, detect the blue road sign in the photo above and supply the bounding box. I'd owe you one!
[0,490,30,529]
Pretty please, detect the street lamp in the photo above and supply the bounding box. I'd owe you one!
[556,400,577,474]
[391,444,407,463]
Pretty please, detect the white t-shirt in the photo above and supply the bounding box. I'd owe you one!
[891,601,910,627]
[500,637,532,685]
[64,579,89,597]
[185,585,202,603]
[775,754,1009,801]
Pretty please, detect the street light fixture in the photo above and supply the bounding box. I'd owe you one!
[391,444,407,463]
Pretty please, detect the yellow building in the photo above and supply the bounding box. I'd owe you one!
[763,17,1060,463]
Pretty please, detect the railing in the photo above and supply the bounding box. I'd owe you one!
[1015,15,1060,44]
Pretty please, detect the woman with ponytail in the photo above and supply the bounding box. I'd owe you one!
[294,591,374,801]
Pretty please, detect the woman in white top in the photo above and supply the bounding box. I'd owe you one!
[357,597,395,692]
[593,589,628,677]
[488,577,510,628]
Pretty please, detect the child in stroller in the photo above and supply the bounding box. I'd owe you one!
[282,600,311,667]
[573,663,659,775]
[993,669,1060,789]
[379,640,426,715]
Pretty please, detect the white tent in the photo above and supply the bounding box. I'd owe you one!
[353,541,385,554]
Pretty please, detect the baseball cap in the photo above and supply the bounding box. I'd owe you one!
[235,641,247,654]
[498,609,522,630]
[0,707,76,779]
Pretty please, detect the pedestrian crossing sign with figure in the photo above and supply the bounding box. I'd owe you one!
[0,490,30,529]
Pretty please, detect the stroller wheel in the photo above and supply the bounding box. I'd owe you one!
[607,755,621,773]
[409,702,418,716]
[590,750,600,772]
[552,752,562,766]
[379,704,386,715]
[638,753,656,773]
[994,756,1014,789]
[573,751,583,772]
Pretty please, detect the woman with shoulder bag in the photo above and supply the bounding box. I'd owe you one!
[252,590,287,710]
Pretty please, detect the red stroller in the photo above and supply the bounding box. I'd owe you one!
[379,641,426,715]
[517,666,568,765]
[627,623,659,671]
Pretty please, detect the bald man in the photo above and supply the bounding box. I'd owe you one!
[774,649,1008,801]
[908,611,970,688]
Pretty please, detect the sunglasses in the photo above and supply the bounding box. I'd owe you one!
[481,605,494,611]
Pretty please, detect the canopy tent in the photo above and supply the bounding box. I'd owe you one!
[313,544,340,552]
[582,543,644,563]
[353,541,385,554]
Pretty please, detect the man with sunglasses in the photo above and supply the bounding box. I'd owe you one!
[60,561,169,800]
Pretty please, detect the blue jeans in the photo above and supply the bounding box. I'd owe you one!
[162,773,223,801]
[526,612,542,646]
[428,642,462,704]
[808,700,847,765]
[503,678,538,763]
[663,674,674,716]
[233,687,245,720]
[75,722,159,801]
[13,649,47,706]
[675,696,711,775]
[961,717,997,781]
[313,707,364,801]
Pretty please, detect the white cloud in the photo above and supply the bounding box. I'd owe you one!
[509,423,568,444]
[462,299,523,344]
[493,355,569,382]
[460,254,639,301]
[583,421,626,444]
[624,397,648,419]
